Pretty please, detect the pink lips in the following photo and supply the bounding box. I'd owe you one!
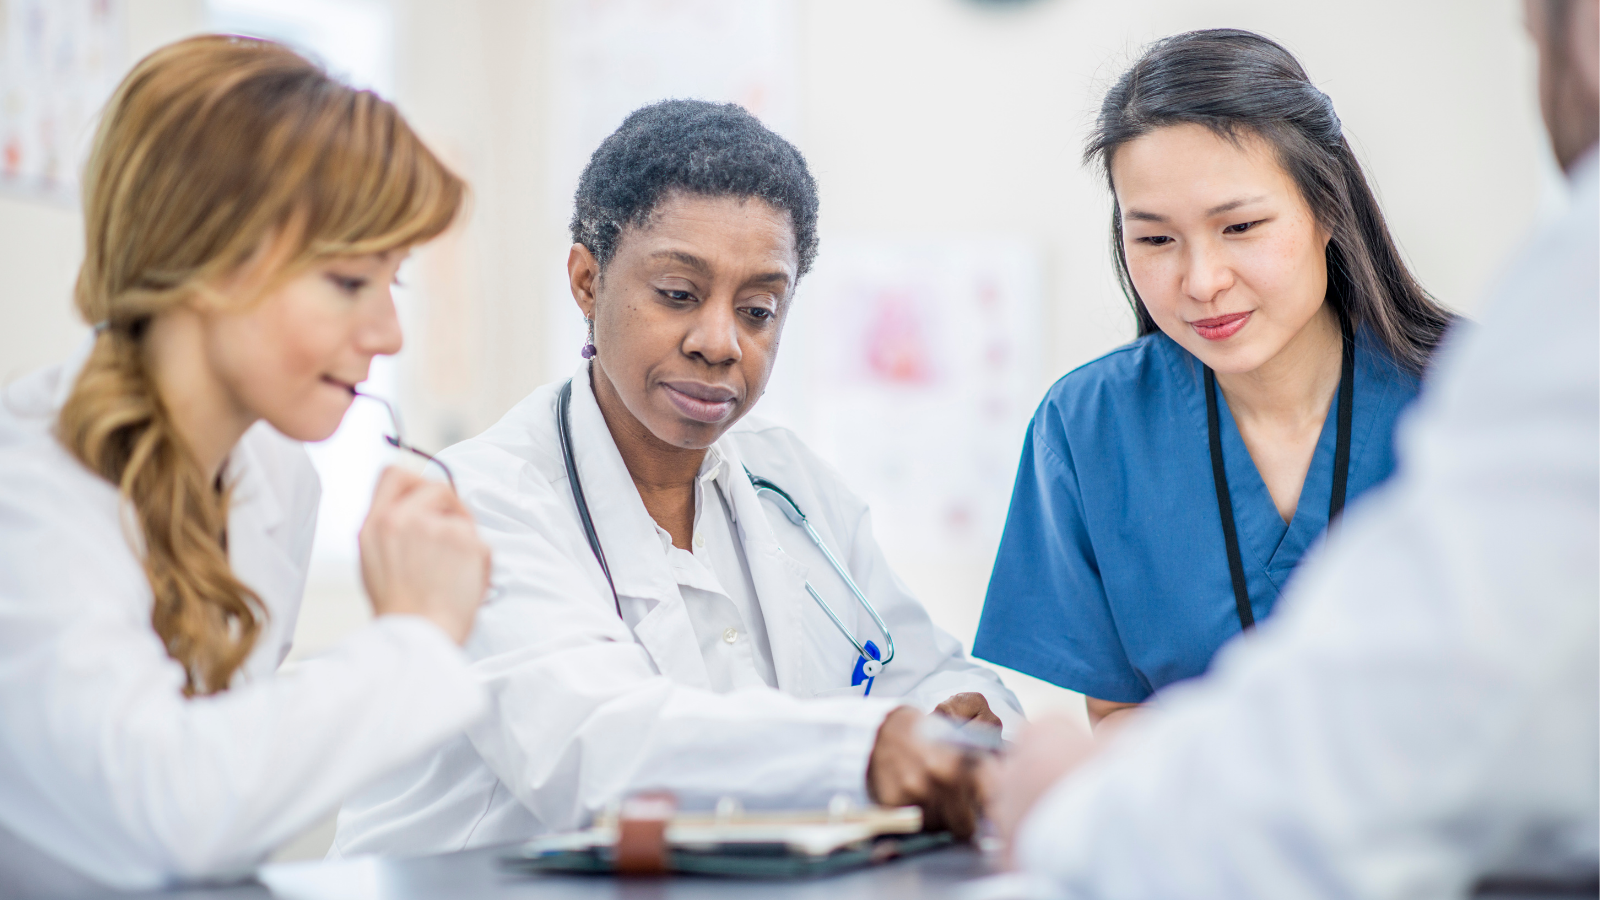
[1189,311,1251,341]
[661,381,738,424]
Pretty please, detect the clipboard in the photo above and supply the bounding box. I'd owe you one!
[503,799,953,879]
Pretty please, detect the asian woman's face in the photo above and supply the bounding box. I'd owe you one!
[203,250,406,442]
[1111,123,1332,376]
[572,191,797,450]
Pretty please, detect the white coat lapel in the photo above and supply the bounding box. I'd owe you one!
[715,441,813,693]
[564,365,712,690]
[222,427,304,678]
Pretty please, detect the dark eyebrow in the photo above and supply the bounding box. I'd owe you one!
[746,270,792,288]
[1205,195,1267,217]
[651,250,711,271]
[650,250,792,288]
[1124,195,1270,224]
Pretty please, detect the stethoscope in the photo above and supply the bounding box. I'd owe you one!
[556,379,896,690]
[1205,311,1354,632]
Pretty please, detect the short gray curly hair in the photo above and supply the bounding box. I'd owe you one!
[570,99,820,279]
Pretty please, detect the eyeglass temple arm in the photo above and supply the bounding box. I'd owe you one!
[390,440,457,492]
[352,388,404,440]
[352,389,457,492]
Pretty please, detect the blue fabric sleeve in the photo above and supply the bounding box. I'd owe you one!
[973,415,1152,703]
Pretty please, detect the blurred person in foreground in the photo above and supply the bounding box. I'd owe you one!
[990,1,1599,897]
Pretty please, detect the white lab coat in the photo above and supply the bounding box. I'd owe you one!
[1015,153,1600,897]
[0,345,487,892]
[332,362,1022,856]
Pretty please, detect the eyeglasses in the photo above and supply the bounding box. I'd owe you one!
[352,389,457,492]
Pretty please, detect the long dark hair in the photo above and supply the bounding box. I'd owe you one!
[1085,29,1452,373]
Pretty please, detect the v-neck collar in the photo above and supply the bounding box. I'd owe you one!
[1212,381,1333,583]
[560,363,816,691]
[1165,328,1399,593]
[565,363,686,603]
[565,364,751,602]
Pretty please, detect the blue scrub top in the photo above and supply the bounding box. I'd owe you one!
[973,328,1422,703]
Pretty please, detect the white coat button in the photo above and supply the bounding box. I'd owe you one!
[694,534,705,549]
[722,627,738,644]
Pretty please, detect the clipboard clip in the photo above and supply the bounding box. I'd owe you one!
[615,791,676,875]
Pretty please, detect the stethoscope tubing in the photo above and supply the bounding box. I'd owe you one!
[758,481,896,667]
[557,377,894,671]
[558,380,622,617]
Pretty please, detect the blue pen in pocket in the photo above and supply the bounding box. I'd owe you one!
[850,641,883,696]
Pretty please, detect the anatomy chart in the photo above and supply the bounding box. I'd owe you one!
[763,238,1043,553]
[0,0,124,202]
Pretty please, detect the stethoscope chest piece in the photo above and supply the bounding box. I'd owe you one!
[851,640,884,695]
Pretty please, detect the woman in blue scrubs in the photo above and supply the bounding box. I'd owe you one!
[973,29,1455,731]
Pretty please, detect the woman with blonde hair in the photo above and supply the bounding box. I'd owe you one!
[0,35,490,890]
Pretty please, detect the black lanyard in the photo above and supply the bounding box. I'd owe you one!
[1205,314,1354,632]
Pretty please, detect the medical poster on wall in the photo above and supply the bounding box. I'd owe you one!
[762,238,1043,554]
[0,0,125,203]
[543,0,800,379]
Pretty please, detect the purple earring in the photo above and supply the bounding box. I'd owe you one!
[580,317,597,359]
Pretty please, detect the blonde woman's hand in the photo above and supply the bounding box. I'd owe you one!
[359,466,490,645]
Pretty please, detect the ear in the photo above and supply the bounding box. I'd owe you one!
[568,243,600,320]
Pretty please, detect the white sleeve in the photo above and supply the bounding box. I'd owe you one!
[840,506,1026,734]
[0,484,485,890]
[1014,168,1599,898]
[457,464,897,832]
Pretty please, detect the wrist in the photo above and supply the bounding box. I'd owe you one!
[377,605,469,646]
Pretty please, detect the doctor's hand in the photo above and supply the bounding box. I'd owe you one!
[867,707,983,841]
[933,692,1003,729]
[359,466,492,645]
